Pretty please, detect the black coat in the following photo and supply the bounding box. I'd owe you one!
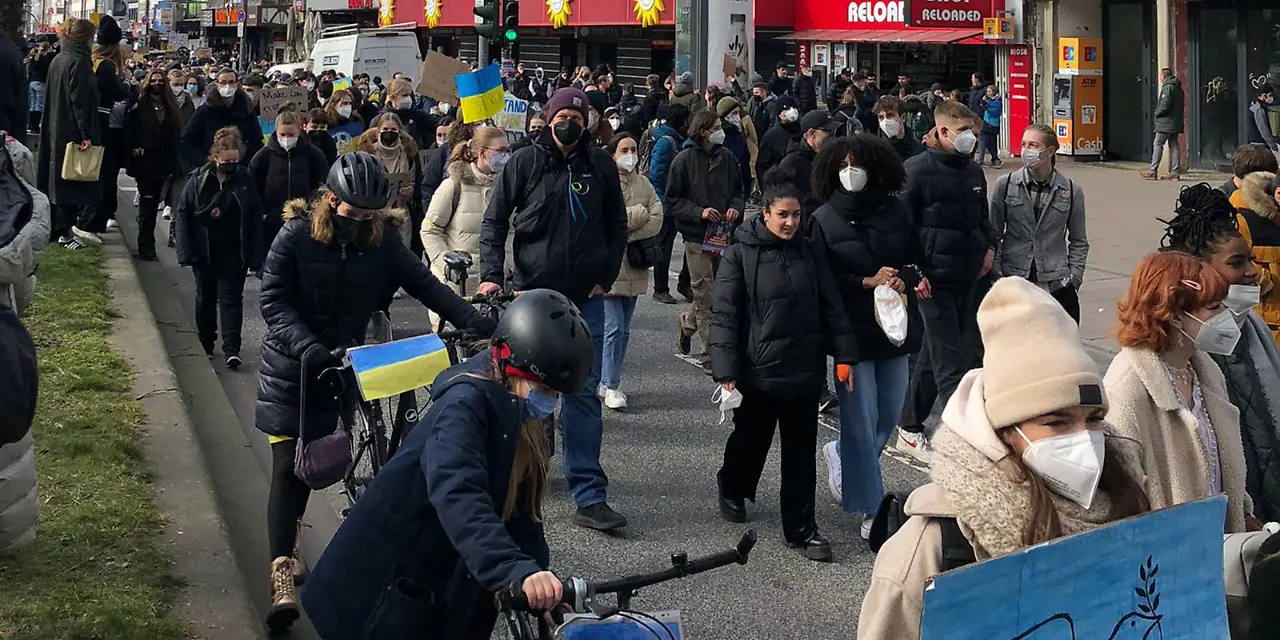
[180,91,263,169]
[792,74,818,115]
[300,356,549,640]
[900,149,996,287]
[307,130,338,167]
[757,121,797,181]
[768,75,791,100]
[36,40,101,207]
[479,129,628,300]
[173,164,265,271]
[248,132,328,226]
[810,189,924,362]
[421,143,450,206]
[776,140,820,217]
[124,93,184,181]
[665,139,746,242]
[885,131,925,161]
[255,203,494,438]
[710,217,857,396]
[0,31,26,136]
[0,309,36,448]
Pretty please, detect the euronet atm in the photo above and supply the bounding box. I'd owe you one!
[1053,38,1104,158]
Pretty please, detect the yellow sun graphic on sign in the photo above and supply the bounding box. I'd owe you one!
[424,0,440,27]
[378,0,394,26]
[546,0,571,28]
[634,0,663,27]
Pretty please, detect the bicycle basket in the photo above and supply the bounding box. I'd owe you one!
[294,416,352,490]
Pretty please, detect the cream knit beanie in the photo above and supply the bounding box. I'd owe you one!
[979,277,1107,428]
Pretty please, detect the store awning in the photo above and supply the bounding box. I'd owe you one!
[778,28,983,44]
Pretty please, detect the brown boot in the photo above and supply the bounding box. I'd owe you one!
[265,557,300,632]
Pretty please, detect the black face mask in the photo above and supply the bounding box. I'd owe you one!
[215,163,237,176]
[553,120,583,147]
[334,214,365,243]
[379,131,400,147]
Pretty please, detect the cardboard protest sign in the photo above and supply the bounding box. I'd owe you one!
[416,51,471,105]
[492,93,528,133]
[195,47,212,59]
[259,86,310,120]
[722,54,738,82]
[387,172,413,207]
[921,497,1229,639]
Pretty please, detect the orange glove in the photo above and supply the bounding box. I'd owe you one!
[836,364,854,391]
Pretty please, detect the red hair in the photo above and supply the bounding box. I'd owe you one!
[1116,251,1229,352]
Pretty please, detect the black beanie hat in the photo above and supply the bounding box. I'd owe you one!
[97,15,123,47]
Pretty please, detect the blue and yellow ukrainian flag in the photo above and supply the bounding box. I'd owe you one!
[346,334,452,400]
[455,64,505,124]
[332,77,352,92]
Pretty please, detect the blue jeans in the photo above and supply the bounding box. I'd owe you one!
[562,295,608,507]
[834,356,911,514]
[601,296,637,390]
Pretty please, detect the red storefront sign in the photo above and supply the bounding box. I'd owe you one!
[906,0,993,29]
[517,0,674,27]
[393,0,486,27]
[1007,44,1032,156]
[796,0,995,31]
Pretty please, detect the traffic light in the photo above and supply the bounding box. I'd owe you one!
[474,0,501,40]
[502,0,520,43]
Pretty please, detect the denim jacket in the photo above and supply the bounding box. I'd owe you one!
[989,167,1088,289]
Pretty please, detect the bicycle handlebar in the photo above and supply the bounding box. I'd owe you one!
[500,530,756,614]
[463,290,522,305]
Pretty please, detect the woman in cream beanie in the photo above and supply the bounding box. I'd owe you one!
[857,277,1150,640]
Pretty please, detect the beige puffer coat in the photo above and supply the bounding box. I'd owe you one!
[421,160,496,293]
[606,170,664,298]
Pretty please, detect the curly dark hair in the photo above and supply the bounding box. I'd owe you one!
[1158,182,1241,259]
[811,134,906,202]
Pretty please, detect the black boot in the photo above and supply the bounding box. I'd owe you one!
[787,531,833,562]
[717,474,746,523]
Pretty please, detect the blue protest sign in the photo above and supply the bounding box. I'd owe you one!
[921,497,1229,640]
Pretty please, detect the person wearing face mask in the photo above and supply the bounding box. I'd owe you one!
[776,110,842,218]
[1230,171,1280,343]
[179,67,264,171]
[422,119,480,218]
[185,73,207,109]
[1105,251,1259,534]
[1161,184,1280,522]
[872,95,924,160]
[711,181,857,561]
[381,77,436,150]
[808,135,925,536]
[897,101,996,457]
[300,289,590,639]
[477,87,630,532]
[323,88,365,155]
[748,81,774,136]
[791,65,817,116]
[529,67,552,105]
[422,126,508,297]
[125,69,185,261]
[598,133,663,411]
[989,123,1088,322]
[257,152,494,631]
[302,109,338,166]
[173,127,265,369]
[666,111,746,374]
[859,277,1151,640]
[240,74,264,116]
[1245,84,1279,156]
[756,95,799,181]
[248,109,328,264]
[715,98,756,197]
[583,88,612,147]
[357,112,425,257]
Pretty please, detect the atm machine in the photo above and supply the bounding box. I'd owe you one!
[1053,38,1104,158]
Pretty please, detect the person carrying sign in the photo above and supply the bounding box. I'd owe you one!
[858,277,1151,640]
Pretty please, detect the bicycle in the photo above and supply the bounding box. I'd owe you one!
[497,530,758,640]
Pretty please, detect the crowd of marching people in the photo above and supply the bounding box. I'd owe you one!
[6,16,1280,639]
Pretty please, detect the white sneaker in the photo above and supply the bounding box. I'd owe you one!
[603,388,628,411]
[106,219,119,231]
[822,441,842,501]
[71,226,103,245]
[597,384,606,398]
[860,516,873,540]
[162,206,172,220]
[895,429,933,465]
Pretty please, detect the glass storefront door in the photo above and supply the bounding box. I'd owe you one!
[1103,2,1155,162]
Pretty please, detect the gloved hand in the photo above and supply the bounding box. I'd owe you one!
[836,364,854,391]
[302,343,339,373]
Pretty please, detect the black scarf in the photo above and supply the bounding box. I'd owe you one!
[828,187,892,223]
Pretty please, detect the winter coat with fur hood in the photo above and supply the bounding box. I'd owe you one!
[606,168,663,298]
[1103,347,1253,532]
[422,160,495,290]
[1230,171,1280,342]
[255,199,495,438]
[859,370,1143,640]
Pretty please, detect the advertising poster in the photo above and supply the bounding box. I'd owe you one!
[1006,46,1032,156]
[704,0,753,86]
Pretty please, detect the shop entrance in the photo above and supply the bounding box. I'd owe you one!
[1102,1,1156,162]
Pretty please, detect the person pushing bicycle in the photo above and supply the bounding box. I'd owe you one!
[300,289,595,639]
[256,151,495,632]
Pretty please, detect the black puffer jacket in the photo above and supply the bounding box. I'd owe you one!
[900,149,995,287]
[179,90,264,169]
[757,121,798,182]
[255,201,495,438]
[710,217,857,397]
[810,189,924,362]
[173,163,265,271]
[776,140,821,217]
[792,74,817,115]
[665,138,745,242]
[248,132,328,228]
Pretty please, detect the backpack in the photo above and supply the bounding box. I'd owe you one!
[868,491,976,572]
[832,110,862,138]
[638,132,676,179]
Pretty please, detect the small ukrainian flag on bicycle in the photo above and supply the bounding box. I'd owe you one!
[346,334,452,400]
[455,64,505,124]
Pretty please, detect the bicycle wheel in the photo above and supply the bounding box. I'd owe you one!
[341,401,389,508]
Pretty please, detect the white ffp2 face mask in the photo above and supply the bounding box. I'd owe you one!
[879,118,901,138]
[1182,310,1242,356]
[615,154,638,173]
[840,166,868,193]
[1017,427,1105,509]
[952,129,978,154]
[1225,284,1261,314]
[709,129,726,146]
[711,386,743,425]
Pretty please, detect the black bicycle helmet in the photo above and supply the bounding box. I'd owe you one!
[326,151,392,211]
[494,289,594,394]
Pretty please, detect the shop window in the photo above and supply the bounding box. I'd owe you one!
[1197,9,1239,168]
[1245,9,1280,149]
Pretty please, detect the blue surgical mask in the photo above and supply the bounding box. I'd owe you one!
[522,389,557,421]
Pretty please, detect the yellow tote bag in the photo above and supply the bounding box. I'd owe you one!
[61,143,104,182]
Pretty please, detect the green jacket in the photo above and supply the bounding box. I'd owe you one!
[1153,77,1185,134]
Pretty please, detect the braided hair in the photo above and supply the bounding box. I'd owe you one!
[1158,183,1240,259]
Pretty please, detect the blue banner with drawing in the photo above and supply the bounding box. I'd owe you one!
[921,497,1229,640]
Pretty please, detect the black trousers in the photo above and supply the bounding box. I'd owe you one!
[193,258,247,357]
[52,204,81,240]
[652,216,690,294]
[78,138,122,233]
[268,439,311,560]
[718,386,819,544]
[135,177,166,256]
[1052,284,1081,324]
[902,282,984,434]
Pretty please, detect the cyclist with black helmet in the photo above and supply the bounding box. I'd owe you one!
[257,151,496,632]
[300,289,594,639]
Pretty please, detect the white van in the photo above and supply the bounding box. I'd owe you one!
[307,24,421,82]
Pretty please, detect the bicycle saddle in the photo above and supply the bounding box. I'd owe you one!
[443,250,473,269]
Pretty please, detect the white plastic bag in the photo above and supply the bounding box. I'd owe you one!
[711,385,743,425]
[873,285,909,347]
